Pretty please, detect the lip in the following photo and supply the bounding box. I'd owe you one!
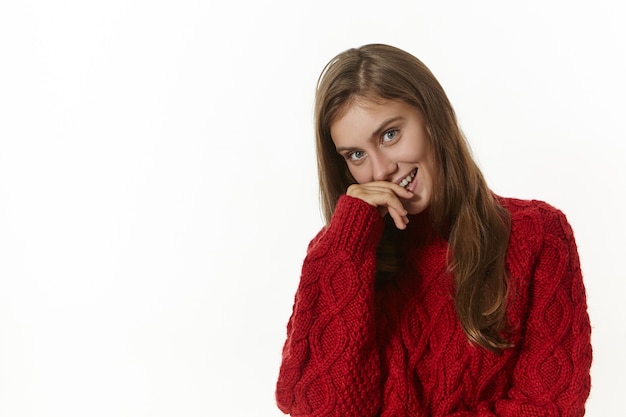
[407,172,417,193]
[396,168,418,192]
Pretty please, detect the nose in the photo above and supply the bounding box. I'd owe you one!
[370,150,397,182]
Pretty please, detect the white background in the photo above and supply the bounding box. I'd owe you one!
[0,1,624,416]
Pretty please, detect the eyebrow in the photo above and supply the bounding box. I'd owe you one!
[335,116,405,152]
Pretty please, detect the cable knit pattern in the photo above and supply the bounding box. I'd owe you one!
[276,195,592,417]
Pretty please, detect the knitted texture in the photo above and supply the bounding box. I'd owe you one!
[276,195,592,417]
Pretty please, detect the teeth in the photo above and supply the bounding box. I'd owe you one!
[399,170,416,189]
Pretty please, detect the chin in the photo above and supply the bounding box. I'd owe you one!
[403,194,429,215]
[406,206,427,215]
[404,202,428,215]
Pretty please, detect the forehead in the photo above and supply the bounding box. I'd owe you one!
[330,98,417,145]
[332,96,388,123]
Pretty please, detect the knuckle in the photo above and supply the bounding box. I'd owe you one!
[346,184,360,195]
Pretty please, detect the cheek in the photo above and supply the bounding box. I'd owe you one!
[352,172,369,184]
[347,166,369,184]
[421,165,434,193]
[395,141,422,163]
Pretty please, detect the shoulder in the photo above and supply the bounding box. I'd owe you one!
[497,196,577,271]
[497,196,573,236]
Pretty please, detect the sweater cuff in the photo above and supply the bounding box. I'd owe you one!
[322,195,385,257]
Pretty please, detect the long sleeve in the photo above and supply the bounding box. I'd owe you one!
[445,203,593,417]
[276,196,385,416]
[276,196,592,417]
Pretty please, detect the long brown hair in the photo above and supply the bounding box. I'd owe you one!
[315,44,512,353]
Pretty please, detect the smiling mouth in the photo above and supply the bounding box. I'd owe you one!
[399,168,418,189]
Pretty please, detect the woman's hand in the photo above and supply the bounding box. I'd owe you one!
[347,182,414,229]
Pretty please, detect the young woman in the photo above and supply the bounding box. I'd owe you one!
[276,44,592,416]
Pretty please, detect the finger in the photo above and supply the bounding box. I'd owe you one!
[373,188,407,216]
[388,206,409,230]
[346,183,410,219]
[351,181,413,198]
[377,205,389,219]
[383,182,414,200]
[354,185,406,210]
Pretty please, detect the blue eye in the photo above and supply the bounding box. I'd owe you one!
[382,129,398,142]
[348,151,365,161]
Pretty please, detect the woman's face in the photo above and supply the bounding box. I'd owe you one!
[330,98,433,215]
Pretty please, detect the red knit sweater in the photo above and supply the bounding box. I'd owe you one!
[276,195,592,416]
